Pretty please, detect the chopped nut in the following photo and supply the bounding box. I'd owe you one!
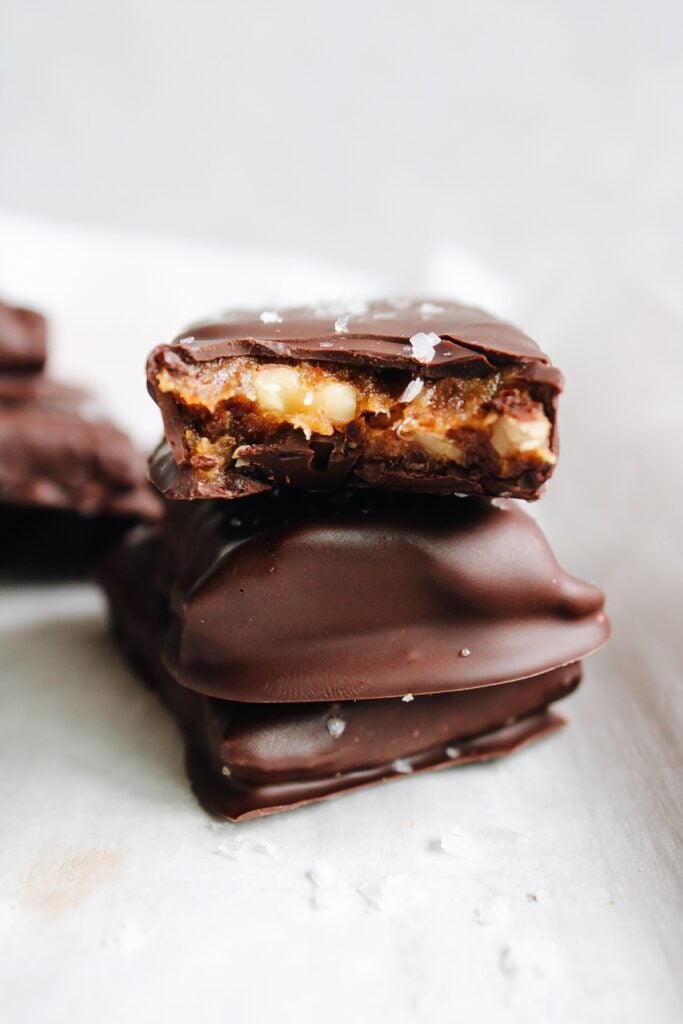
[157,353,557,487]
[316,382,357,425]
[491,413,554,461]
[254,366,303,414]
[399,422,464,463]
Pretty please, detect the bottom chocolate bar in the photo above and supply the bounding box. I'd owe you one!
[102,524,581,820]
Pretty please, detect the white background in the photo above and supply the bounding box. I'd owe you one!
[1,3,682,1023]
[1,0,681,296]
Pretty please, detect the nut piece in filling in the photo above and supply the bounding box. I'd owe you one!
[154,355,555,490]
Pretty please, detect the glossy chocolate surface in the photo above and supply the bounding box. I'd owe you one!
[159,299,560,376]
[101,524,579,820]
[158,491,608,702]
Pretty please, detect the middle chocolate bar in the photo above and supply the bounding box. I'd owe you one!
[157,489,605,703]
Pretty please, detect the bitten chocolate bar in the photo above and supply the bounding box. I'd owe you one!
[147,300,563,502]
[100,493,609,820]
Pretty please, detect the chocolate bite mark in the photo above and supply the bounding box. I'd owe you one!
[153,355,555,498]
[147,299,562,501]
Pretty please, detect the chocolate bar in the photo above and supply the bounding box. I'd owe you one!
[0,373,158,519]
[147,300,562,502]
[158,490,608,702]
[0,298,159,574]
[100,494,608,819]
[101,522,585,820]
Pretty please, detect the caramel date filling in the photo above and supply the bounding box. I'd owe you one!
[156,357,555,479]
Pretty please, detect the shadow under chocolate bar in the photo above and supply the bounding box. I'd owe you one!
[147,299,563,502]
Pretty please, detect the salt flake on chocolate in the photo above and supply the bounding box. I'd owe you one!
[391,758,413,774]
[409,332,440,363]
[260,310,282,324]
[326,715,346,739]
[334,315,350,333]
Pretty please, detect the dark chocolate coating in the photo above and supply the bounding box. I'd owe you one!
[186,713,566,821]
[158,490,609,703]
[0,375,159,519]
[0,300,48,372]
[101,524,578,820]
[161,299,559,375]
[147,299,563,502]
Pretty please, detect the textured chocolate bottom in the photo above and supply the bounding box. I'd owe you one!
[102,525,580,820]
[185,711,565,821]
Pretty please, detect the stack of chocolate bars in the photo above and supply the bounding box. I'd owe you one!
[0,299,157,571]
[102,300,609,820]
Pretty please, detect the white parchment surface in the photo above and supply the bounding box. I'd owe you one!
[1,214,681,1024]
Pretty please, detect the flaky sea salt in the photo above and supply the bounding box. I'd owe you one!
[473,897,511,928]
[260,310,282,324]
[319,340,335,348]
[409,332,440,363]
[250,840,278,858]
[308,860,337,888]
[437,830,480,860]
[391,758,413,774]
[334,315,350,333]
[214,838,244,859]
[357,880,386,910]
[419,302,445,316]
[307,860,346,910]
[398,378,424,403]
[445,745,461,759]
[326,715,346,739]
[402,693,414,703]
